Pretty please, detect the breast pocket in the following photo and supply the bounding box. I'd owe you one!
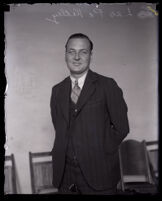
[86,99,104,107]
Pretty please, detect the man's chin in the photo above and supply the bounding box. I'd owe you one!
[71,70,83,74]
[70,68,89,75]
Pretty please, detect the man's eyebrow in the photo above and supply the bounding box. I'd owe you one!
[67,48,89,51]
[67,48,75,50]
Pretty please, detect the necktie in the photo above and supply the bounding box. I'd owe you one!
[71,80,81,104]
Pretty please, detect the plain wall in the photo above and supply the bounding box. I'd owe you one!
[4,3,158,193]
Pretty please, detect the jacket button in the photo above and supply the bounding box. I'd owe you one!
[75,109,77,112]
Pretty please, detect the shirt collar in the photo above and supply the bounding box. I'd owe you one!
[70,70,88,90]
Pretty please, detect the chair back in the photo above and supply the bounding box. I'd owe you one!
[29,151,57,194]
[119,140,153,191]
[146,141,158,181]
[4,154,17,194]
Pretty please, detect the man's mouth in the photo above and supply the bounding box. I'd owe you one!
[73,62,81,66]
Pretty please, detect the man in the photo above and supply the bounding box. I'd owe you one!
[50,33,129,194]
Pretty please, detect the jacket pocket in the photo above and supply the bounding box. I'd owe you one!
[86,99,104,107]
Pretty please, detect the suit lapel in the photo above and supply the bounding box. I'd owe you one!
[59,77,71,126]
[77,70,98,113]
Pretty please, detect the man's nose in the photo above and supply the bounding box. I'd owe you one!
[74,52,80,60]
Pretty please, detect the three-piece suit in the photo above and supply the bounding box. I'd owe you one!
[50,69,129,190]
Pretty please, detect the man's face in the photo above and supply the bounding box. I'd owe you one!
[65,38,92,77]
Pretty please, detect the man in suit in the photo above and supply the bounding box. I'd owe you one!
[50,33,129,194]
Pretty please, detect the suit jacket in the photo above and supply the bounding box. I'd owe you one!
[50,69,129,190]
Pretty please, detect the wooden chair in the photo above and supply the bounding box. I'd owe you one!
[146,141,158,185]
[29,151,58,194]
[4,154,17,194]
[118,139,157,194]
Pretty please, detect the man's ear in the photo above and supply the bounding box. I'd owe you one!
[65,53,67,63]
[90,51,93,62]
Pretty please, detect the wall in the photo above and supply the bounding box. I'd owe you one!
[4,3,158,193]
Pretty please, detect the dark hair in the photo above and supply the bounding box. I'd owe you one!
[65,33,93,51]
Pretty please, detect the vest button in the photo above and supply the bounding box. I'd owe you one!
[75,109,77,112]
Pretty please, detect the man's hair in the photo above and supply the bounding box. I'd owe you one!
[65,33,93,51]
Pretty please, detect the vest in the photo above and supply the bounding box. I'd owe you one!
[66,96,78,160]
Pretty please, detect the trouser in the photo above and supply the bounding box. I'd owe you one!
[58,157,117,195]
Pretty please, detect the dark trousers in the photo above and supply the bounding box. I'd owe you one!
[58,157,117,195]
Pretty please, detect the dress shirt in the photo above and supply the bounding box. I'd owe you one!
[70,70,88,90]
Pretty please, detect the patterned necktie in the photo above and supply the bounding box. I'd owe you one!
[71,79,81,104]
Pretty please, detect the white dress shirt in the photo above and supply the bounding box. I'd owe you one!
[70,70,88,90]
